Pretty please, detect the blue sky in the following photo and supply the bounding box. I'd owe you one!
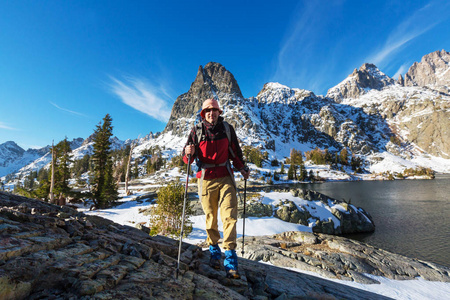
[1,0,449,149]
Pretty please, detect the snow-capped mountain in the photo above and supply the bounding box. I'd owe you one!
[403,49,450,88]
[327,63,395,102]
[154,50,450,169]
[0,137,125,179]
[329,50,450,160]
[2,50,450,182]
[162,62,394,158]
[0,142,50,178]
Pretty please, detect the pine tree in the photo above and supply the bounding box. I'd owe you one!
[339,148,349,165]
[91,114,118,208]
[290,149,304,180]
[299,164,307,181]
[287,164,295,180]
[72,154,90,178]
[133,158,139,179]
[54,137,72,197]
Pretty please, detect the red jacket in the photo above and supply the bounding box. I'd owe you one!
[183,117,246,179]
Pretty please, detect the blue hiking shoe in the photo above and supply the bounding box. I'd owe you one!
[209,244,221,270]
[224,250,240,279]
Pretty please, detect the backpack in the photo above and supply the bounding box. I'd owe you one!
[195,121,235,158]
[194,121,237,195]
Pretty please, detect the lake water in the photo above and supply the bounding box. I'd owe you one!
[296,174,450,268]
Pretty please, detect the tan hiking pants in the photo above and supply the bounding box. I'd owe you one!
[200,176,237,250]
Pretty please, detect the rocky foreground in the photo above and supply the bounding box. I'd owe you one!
[1,191,449,299]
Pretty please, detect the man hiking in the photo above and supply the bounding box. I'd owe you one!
[183,98,250,279]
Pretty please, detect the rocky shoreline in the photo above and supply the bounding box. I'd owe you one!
[183,186,375,236]
[1,191,449,299]
[235,231,450,284]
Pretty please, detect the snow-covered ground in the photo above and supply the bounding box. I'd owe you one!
[78,177,450,300]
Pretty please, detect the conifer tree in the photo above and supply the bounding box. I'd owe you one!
[290,149,304,180]
[54,137,72,197]
[339,148,349,165]
[287,164,295,180]
[299,164,307,181]
[91,114,118,208]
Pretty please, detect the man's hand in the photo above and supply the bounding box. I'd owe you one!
[240,167,250,180]
[185,144,195,156]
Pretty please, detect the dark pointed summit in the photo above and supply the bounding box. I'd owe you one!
[163,62,244,135]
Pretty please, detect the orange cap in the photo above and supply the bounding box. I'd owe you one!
[200,98,223,118]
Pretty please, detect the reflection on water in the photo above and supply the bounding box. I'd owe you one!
[296,174,450,267]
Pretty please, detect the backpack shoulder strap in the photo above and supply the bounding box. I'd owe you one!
[196,121,235,157]
[195,123,203,145]
[223,121,236,158]
[223,121,231,144]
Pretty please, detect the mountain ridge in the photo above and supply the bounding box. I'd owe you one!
[1,50,449,181]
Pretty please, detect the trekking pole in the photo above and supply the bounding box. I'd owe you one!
[241,179,247,256]
[176,153,191,279]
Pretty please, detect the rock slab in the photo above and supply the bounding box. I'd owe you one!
[0,191,425,299]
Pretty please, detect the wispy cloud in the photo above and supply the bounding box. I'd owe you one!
[272,2,343,95]
[393,64,409,79]
[49,101,87,117]
[0,122,18,131]
[108,76,172,123]
[273,2,318,84]
[367,1,449,67]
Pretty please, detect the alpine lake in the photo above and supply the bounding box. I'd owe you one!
[296,174,450,268]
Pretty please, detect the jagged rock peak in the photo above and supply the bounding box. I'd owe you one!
[0,141,24,153]
[257,82,315,104]
[327,63,394,102]
[0,142,25,163]
[197,62,243,98]
[404,49,450,87]
[398,74,405,86]
[163,62,244,135]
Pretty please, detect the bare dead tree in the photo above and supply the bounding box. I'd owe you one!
[125,137,139,196]
[49,141,55,204]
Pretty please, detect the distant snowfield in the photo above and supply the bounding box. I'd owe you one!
[368,151,450,174]
[79,180,450,300]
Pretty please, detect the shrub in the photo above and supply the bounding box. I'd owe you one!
[390,135,402,146]
[350,155,363,171]
[243,145,264,168]
[149,182,192,237]
[403,167,435,178]
[305,148,327,165]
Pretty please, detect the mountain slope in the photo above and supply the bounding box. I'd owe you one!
[404,49,450,88]
[162,65,393,157]
[329,51,450,159]
[2,50,450,182]
[0,142,50,178]
[163,62,245,137]
[327,63,395,102]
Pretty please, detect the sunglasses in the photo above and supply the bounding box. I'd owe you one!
[204,108,219,113]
